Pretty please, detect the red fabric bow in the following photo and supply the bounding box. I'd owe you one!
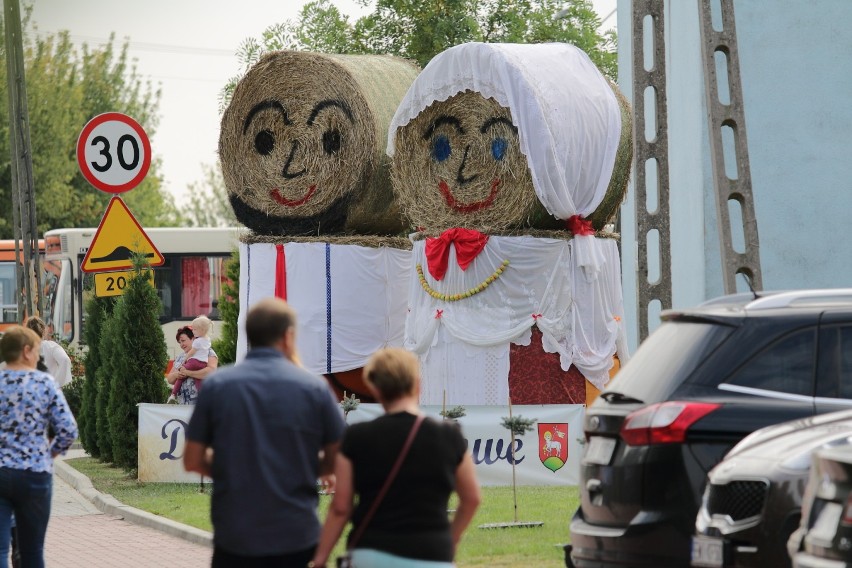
[566,215,594,236]
[425,228,489,281]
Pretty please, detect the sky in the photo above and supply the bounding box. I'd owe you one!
[30,0,617,208]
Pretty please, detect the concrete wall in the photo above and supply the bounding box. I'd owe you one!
[618,0,852,350]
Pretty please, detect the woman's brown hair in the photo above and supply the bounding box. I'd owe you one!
[0,325,41,364]
[363,348,419,402]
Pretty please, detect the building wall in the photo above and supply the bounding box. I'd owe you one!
[617,0,852,351]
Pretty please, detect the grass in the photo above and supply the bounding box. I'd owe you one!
[65,457,577,567]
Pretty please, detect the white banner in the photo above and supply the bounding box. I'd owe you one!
[138,403,205,483]
[137,403,585,486]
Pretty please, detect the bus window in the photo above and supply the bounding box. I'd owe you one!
[44,259,74,343]
[151,254,227,323]
[0,261,18,323]
[0,240,48,330]
[181,256,226,318]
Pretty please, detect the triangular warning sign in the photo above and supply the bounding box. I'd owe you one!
[81,196,164,273]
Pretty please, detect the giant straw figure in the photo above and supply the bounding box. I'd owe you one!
[388,42,632,405]
[222,51,419,401]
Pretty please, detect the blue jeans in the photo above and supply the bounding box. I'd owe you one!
[0,467,52,568]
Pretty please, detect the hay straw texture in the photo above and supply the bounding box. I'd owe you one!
[588,84,633,230]
[391,90,562,233]
[219,51,420,236]
[241,232,412,250]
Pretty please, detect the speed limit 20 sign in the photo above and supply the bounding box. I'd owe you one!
[93,270,154,298]
[77,112,151,194]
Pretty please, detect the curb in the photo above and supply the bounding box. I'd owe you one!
[54,457,214,548]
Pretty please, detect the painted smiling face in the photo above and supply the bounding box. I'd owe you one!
[220,51,415,236]
[392,90,560,233]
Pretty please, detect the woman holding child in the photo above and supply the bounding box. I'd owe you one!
[165,322,218,405]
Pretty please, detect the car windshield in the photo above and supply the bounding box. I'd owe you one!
[606,320,735,402]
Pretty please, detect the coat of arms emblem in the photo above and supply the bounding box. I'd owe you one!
[538,423,569,472]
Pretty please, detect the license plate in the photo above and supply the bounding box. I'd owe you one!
[691,535,724,567]
[810,502,843,542]
[583,437,616,465]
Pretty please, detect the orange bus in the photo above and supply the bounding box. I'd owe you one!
[0,238,46,332]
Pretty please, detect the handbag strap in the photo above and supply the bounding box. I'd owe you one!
[347,413,425,550]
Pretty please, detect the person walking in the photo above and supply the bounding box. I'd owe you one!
[0,325,78,568]
[184,297,346,568]
[310,348,481,568]
[24,317,72,387]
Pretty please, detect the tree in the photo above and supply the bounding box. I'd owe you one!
[108,254,168,471]
[211,248,239,364]
[181,163,238,228]
[95,306,119,463]
[0,11,179,238]
[219,0,616,109]
[80,294,115,458]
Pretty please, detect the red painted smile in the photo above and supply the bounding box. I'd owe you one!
[439,179,501,213]
[270,185,317,207]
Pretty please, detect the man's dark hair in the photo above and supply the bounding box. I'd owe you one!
[245,298,296,348]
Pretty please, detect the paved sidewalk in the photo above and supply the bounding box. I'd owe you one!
[43,451,213,567]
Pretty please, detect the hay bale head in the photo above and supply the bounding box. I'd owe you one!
[220,51,419,236]
[388,43,624,234]
[391,90,559,233]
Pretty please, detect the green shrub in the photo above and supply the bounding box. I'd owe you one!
[95,308,119,463]
[60,342,86,418]
[107,257,167,471]
[211,248,239,365]
[80,296,115,458]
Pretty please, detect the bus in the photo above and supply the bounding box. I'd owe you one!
[0,239,47,332]
[43,227,243,355]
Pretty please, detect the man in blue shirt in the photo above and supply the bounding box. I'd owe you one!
[185,297,345,567]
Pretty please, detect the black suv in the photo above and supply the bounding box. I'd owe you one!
[567,290,852,567]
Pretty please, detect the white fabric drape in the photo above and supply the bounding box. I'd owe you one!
[237,242,276,362]
[237,242,411,375]
[406,235,628,403]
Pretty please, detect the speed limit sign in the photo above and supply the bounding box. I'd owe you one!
[76,112,151,194]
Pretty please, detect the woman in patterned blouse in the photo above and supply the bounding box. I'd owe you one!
[0,326,77,568]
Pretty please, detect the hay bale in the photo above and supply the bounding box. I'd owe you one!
[588,84,633,230]
[391,90,562,233]
[219,51,419,236]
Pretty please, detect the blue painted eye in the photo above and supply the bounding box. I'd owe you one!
[491,137,508,161]
[431,135,451,162]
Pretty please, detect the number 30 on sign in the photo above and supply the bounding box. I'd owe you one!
[94,270,154,298]
[77,112,151,194]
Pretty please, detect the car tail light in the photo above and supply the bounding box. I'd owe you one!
[620,401,721,446]
[843,495,852,525]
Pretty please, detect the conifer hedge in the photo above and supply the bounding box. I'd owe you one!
[95,310,118,463]
[108,258,168,471]
[80,295,114,457]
